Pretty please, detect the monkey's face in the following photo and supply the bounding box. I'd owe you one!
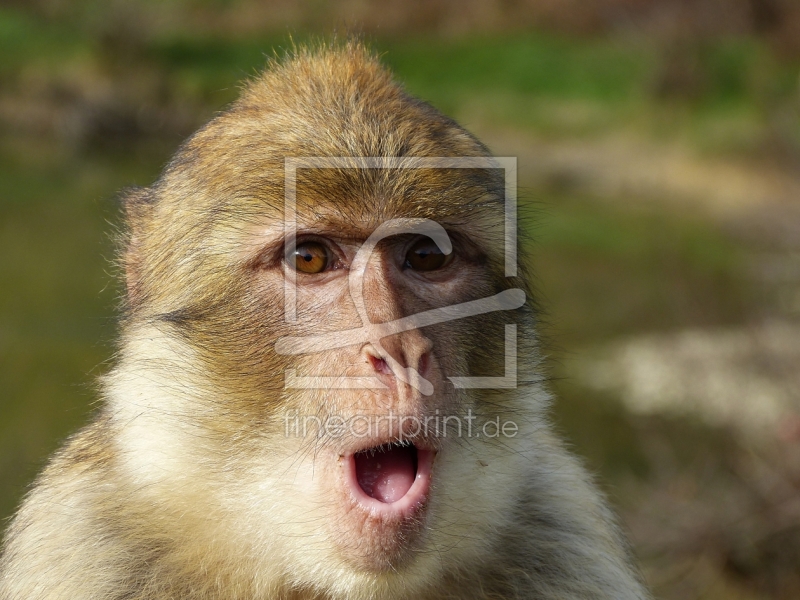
[222,169,524,576]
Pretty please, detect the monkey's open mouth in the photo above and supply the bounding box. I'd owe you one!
[346,442,434,512]
[355,442,417,503]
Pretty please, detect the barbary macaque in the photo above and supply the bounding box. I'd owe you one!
[0,43,650,600]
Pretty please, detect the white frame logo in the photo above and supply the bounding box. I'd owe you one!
[275,156,524,393]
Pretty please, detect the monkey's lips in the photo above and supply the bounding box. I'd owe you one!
[345,442,434,515]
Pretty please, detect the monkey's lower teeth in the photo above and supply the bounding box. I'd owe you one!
[354,443,418,503]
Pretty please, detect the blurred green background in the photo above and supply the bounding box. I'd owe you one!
[1,1,800,598]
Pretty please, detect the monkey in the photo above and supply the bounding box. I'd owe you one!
[0,42,651,600]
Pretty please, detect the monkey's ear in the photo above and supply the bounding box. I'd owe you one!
[119,186,155,309]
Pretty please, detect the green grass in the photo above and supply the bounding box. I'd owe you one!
[2,7,795,144]
[0,9,89,72]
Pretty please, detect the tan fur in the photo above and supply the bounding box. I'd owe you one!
[0,42,651,599]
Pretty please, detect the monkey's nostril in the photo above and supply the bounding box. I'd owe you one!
[368,354,391,375]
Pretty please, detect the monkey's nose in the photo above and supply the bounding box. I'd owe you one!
[362,337,434,395]
[363,339,432,377]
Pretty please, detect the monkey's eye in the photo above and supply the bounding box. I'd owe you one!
[292,242,329,274]
[404,237,452,272]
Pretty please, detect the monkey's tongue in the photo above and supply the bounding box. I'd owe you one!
[354,443,418,504]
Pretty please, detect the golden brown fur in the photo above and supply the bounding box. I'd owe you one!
[0,42,650,600]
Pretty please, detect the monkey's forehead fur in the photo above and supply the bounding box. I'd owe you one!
[159,41,500,214]
[124,42,508,314]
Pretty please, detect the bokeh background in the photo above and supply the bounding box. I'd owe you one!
[2,1,800,597]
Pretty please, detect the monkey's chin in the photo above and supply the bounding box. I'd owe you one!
[333,441,435,570]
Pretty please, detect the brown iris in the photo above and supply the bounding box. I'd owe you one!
[293,242,329,274]
[405,237,451,272]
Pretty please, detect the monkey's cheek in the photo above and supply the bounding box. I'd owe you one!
[327,449,435,571]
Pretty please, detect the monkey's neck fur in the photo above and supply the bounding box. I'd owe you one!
[0,43,650,600]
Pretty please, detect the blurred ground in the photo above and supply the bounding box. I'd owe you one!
[1,2,799,599]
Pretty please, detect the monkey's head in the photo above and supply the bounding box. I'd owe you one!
[111,43,542,598]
